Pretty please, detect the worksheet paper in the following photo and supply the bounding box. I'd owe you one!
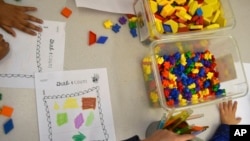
[75,0,136,14]
[35,68,116,141]
[0,20,66,88]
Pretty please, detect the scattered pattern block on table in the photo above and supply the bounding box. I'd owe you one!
[103,20,113,29]
[96,36,108,44]
[112,24,121,33]
[61,7,72,18]
[118,16,127,25]
[3,118,14,134]
[88,31,97,46]
[0,105,14,117]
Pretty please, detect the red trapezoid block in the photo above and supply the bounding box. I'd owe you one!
[88,31,97,46]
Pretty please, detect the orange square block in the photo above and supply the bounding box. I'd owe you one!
[0,105,14,117]
[61,7,72,18]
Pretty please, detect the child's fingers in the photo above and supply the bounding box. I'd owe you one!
[1,25,16,37]
[232,101,238,113]
[236,117,242,124]
[15,23,37,36]
[25,14,43,24]
[0,34,3,40]
[17,6,38,12]
[21,19,42,32]
[222,101,227,111]
[178,134,195,141]
[219,102,225,114]
[228,100,233,110]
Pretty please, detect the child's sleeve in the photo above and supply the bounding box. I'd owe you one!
[208,124,229,141]
[122,135,141,141]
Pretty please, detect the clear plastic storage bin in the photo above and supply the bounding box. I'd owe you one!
[142,35,248,111]
[134,0,236,45]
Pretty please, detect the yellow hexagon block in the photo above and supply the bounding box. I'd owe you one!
[160,4,175,18]
[164,19,178,33]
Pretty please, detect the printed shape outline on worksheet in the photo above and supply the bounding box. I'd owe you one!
[35,68,116,141]
[42,87,109,141]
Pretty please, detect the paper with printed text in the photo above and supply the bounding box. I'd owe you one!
[35,68,116,141]
[0,20,66,88]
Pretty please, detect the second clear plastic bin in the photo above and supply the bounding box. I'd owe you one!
[142,35,248,111]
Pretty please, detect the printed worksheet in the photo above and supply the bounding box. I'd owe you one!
[0,20,66,88]
[35,68,116,141]
[75,0,136,14]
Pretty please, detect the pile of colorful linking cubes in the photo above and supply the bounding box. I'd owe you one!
[142,48,225,108]
[158,50,225,107]
[103,14,138,38]
[148,0,226,33]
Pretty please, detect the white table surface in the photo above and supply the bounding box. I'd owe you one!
[0,0,250,140]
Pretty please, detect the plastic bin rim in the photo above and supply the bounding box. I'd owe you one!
[148,35,235,48]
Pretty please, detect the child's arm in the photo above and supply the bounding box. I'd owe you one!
[209,124,230,141]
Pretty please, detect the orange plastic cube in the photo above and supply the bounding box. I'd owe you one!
[0,105,14,117]
[61,7,72,18]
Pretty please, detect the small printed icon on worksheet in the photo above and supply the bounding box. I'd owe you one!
[92,74,99,83]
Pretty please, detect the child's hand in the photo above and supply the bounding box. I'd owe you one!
[0,1,43,37]
[219,100,241,125]
[0,34,9,60]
